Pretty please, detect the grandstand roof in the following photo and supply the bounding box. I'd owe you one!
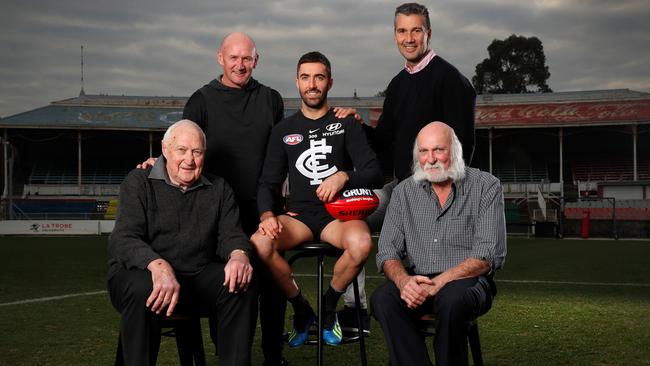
[1,89,648,131]
[0,94,185,131]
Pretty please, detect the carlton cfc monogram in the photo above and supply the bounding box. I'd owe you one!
[295,138,338,185]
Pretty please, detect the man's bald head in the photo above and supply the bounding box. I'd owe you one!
[412,121,465,183]
[163,119,206,147]
[217,32,258,88]
[219,32,257,54]
[417,121,452,146]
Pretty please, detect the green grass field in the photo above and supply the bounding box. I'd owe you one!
[1,236,649,365]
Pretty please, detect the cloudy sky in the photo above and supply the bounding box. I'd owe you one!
[1,0,649,117]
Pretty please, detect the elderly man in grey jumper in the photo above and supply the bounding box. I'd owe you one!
[108,120,257,366]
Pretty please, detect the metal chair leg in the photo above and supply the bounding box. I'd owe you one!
[114,333,124,366]
[352,278,368,366]
[174,321,195,366]
[174,317,206,366]
[287,242,367,366]
[316,253,324,366]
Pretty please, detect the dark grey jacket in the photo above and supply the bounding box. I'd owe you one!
[107,160,250,280]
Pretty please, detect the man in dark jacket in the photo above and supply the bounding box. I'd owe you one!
[373,2,476,180]
[141,32,288,365]
[109,120,257,366]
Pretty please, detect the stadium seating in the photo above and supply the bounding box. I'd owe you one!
[571,157,650,183]
[29,164,129,185]
[23,163,127,197]
[11,198,100,220]
[494,161,550,183]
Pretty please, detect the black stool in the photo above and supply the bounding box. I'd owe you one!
[115,313,206,366]
[419,314,483,366]
[287,241,368,366]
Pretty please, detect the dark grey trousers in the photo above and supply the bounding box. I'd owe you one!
[371,276,494,366]
[109,262,258,366]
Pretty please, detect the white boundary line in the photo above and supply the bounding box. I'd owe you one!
[0,290,107,307]
[296,273,650,287]
[2,276,649,307]
[498,279,650,287]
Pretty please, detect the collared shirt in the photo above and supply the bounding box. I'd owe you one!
[376,167,507,275]
[149,155,211,193]
[405,48,437,74]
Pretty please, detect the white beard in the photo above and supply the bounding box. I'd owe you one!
[413,162,452,183]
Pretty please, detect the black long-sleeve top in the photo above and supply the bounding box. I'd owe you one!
[372,55,476,181]
[107,157,250,280]
[258,109,383,215]
[183,77,284,235]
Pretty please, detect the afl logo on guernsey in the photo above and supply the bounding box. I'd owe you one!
[283,134,303,145]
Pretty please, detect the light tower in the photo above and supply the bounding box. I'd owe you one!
[80,45,85,96]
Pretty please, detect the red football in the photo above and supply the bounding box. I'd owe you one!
[325,188,379,221]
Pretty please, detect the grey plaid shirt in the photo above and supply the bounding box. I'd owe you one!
[376,167,507,275]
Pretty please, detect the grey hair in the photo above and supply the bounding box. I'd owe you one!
[395,3,431,31]
[411,126,466,182]
[163,119,206,147]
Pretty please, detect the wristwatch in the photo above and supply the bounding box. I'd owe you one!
[229,249,248,259]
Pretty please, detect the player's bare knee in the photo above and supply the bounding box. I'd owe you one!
[250,233,274,260]
[345,231,372,264]
[357,239,372,262]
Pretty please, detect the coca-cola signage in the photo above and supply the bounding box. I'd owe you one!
[475,101,650,127]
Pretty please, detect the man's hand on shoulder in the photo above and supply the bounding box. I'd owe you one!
[224,250,253,293]
[397,275,434,309]
[333,107,363,124]
[146,258,180,316]
[136,157,157,169]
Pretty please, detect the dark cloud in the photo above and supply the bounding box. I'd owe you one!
[1,0,648,117]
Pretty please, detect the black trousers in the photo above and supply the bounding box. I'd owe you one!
[258,263,288,363]
[212,223,287,364]
[208,260,287,363]
[108,262,258,366]
[371,277,494,366]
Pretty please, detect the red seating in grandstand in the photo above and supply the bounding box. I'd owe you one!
[572,157,650,182]
[639,160,650,180]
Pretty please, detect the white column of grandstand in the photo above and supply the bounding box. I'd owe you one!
[489,129,493,174]
[633,125,637,181]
